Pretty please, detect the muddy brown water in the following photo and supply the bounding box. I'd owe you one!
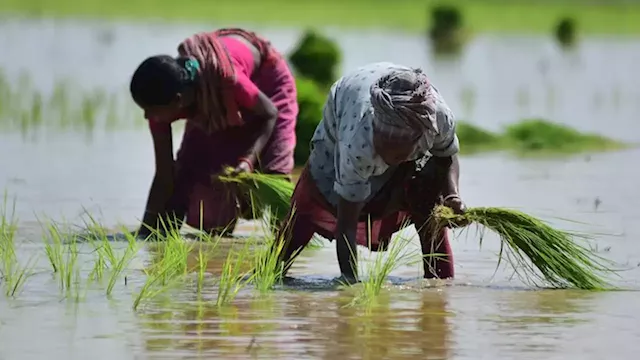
[1,18,640,359]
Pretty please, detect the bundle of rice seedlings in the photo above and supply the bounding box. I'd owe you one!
[216,167,294,222]
[430,205,616,290]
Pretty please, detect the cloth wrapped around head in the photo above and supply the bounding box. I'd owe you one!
[178,28,278,134]
[369,68,438,144]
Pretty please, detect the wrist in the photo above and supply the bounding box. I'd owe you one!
[238,156,254,172]
[444,183,459,196]
[443,193,460,202]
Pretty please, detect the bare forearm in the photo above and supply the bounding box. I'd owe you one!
[140,173,173,232]
[336,198,364,279]
[433,154,460,196]
[245,116,277,163]
[446,154,460,195]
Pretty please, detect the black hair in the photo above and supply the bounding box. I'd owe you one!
[129,55,193,107]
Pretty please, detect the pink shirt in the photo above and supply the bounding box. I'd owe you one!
[148,37,261,133]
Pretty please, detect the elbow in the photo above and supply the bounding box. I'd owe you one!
[256,105,277,139]
[265,106,278,130]
[263,98,278,124]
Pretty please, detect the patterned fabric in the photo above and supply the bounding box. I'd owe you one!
[308,62,459,207]
[370,67,438,143]
[177,28,279,134]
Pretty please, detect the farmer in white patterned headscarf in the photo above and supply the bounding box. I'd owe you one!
[276,62,465,284]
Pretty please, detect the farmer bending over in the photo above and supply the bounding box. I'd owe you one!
[276,62,465,283]
[129,28,298,238]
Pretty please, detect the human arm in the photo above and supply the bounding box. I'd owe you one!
[430,107,464,213]
[336,197,364,283]
[333,141,376,283]
[138,122,175,236]
[231,73,278,173]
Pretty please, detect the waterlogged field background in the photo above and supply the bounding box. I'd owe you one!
[2,9,640,360]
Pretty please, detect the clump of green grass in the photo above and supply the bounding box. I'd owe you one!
[133,258,185,311]
[41,221,82,295]
[80,213,141,295]
[216,241,254,307]
[0,194,36,297]
[430,205,617,290]
[456,119,627,156]
[193,242,215,296]
[133,220,195,310]
[503,119,626,156]
[250,209,300,294]
[251,233,288,293]
[345,220,422,309]
[456,121,505,154]
[104,229,140,297]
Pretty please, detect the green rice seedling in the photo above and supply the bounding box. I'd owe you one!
[157,231,194,284]
[186,203,222,295]
[216,241,254,307]
[251,213,297,294]
[0,247,37,298]
[60,236,80,295]
[250,235,285,293]
[79,212,140,293]
[105,229,141,297]
[193,239,220,296]
[132,255,186,311]
[88,239,107,283]
[430,205,616,290]
[81,217,112,283]
[78,90,106,134]
[347,221,422,308]
[0,194,36,297]
[141,217,195,288]
[217,168,294,223]
[42,221,65,274]
[195,246,209,295]
[42,221,81,294]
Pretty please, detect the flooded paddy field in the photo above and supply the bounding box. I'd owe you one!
[1,18,640,360]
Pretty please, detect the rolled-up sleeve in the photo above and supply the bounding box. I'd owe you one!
[333,141,375,203]
[430,105,460,157]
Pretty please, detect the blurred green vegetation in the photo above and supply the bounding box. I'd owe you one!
[1,0,639,34]
[0,70,627,161]
[457,120,627,157]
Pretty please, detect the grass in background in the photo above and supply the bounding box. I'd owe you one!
[456,121,505,154]
[504,119,627,156]
[0,0,638,34]
[0,71,631,158]
[456,119,628,157]
[0,71,144,136]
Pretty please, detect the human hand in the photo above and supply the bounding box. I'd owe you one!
[442,193,466,215]
[230,157,253,176]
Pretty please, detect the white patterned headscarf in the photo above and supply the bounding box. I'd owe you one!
[369,68,438,143]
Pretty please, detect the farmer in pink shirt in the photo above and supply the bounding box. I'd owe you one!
[129,28,298,237]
